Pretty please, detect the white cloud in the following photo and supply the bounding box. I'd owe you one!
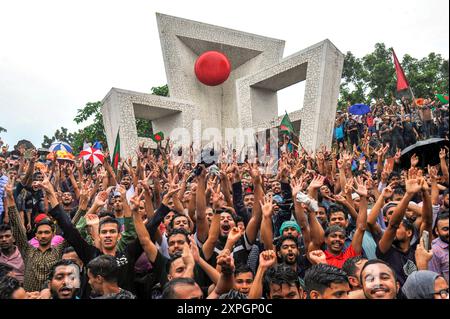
[0,0,448,147]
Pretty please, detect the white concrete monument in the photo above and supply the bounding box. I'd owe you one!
[102,13,344,160]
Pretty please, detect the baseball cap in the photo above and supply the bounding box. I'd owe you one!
[279,221,301,236]
[34,213,48,224]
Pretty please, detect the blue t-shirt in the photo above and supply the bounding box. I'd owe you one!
[335,126,344,139]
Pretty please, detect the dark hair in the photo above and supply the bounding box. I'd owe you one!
[167,228,190,242]
[62,246,76,255]
[34,219,55,234]
[304,264,349,295]
[87,255,119,283]
[436,210,449,223]
[169,213,190,230]
[98,212,115,219]
[0,276,22,299]
[401,217,415,236]
[99,217,120,232]
[32,171,43,181]
[342,256,367,278]
[264,264,300,294]
[48,259,79,281]
[275,235,298,253]
[0,263,13,279]
[0,224,12,233]
[329,204,348,220]
[219,289,248,299]
[166,251,183,274]
[161,277,200,299]
[325,225,346,237]
[234,215,244,224]
[393,187,405,197]
[234,264,254,277]
[360,259,397,285]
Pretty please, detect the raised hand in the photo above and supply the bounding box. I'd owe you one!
[290,176,304,196]
[427,165,438,182]
[439,148,447,159]
[162,184,182,206]
[210,183,222,209]
[381,185,394,199]
[405,170,423,195]
[308,250,327,265]
[353,176,368,197]
[260,193,274,218]
[217,249,235,274]
[182,242,195,268]
[309,174,325,189]
[94,191,108,207]
[189,235,201,263]
[258,250,277,270]
[85,214,100,226]
[227,227,243,244]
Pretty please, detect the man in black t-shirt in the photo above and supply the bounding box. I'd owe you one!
[375,173,432,286]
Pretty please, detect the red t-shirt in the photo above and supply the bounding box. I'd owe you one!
[367,116,374,127]
[324,244,360,268]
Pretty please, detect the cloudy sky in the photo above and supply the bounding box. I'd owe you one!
[0,0,448,148]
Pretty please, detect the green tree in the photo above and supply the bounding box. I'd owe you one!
[42,127,76,149]
[338,43,448,107]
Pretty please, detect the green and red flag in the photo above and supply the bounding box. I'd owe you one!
[280,112,294,135]
[111,129,120,172]
[150,131,164,143]
[436,94,449,104]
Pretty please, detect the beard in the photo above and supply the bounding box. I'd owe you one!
[439,235,449,244]
[282,254,298,265]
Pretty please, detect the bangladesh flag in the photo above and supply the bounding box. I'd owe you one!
[436,94,449,104]
[280,112,294,135]
[150,131,164,143]
[112,129,120,172]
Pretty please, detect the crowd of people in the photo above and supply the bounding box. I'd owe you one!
[0,95,448,300]
[335,96,449,156]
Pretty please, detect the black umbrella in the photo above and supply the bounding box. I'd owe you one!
[400,138,450,168]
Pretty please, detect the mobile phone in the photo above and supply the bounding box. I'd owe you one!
[421,230,430,251]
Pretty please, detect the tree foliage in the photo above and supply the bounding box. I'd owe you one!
[42,85,170,153]
[338,43,448,109]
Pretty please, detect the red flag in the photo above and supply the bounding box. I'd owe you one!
[392,49,409,91]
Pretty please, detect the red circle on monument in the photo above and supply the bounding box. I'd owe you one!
[194,51,231,86]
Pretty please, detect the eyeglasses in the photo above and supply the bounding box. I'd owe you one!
[434,288,449,298]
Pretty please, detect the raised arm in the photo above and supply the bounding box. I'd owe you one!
[129,193,158,263]
[378,170,422,254]
[207,249,235,299]
[248,250,277,299]
[367,184,394,238]
[195,168,209,243]
[351,177,368,255]
[202,187,222,261]
[291,177,311,249]
[4,183,29,257]
[245,166,263,245]
[439,148,449,184]
[260,193,274,250]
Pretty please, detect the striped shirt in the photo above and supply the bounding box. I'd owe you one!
[8,205,66,292]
